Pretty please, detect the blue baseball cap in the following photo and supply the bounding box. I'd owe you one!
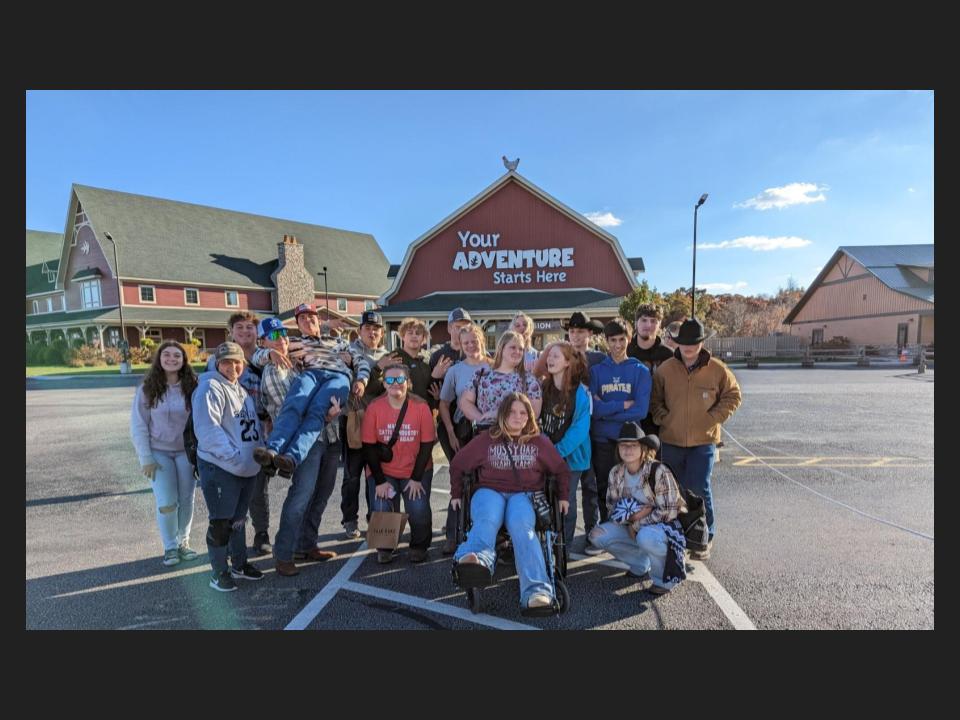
[258,317,286,338]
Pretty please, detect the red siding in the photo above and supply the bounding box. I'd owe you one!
[390,181,634,303]
[312,296,374,316]
[63,226,119,310]
[122,282,272,311]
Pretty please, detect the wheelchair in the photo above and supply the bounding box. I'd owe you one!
[451,472,569,616]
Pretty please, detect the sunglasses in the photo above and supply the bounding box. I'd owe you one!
[383,376,407,386]
[266,329,287,341]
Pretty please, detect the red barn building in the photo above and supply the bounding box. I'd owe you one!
[26,185,390,351]
[379,170,644,350]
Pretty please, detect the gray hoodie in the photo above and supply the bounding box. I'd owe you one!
[192,370,263,478]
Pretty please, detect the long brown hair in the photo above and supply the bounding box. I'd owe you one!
[489,392,540,444]
[141,340,198,409]
[540,341,588,418]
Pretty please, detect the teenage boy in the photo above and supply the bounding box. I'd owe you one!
[626,303,675,438]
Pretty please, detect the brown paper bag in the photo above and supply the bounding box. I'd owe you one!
[346,394,367,450]
[366,511,408,550]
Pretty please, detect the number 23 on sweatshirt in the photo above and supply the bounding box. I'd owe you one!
[192,370,264,478]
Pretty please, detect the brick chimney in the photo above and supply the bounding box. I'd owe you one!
[271,234,315,315]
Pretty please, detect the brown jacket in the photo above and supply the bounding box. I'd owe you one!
[650,350,741,447]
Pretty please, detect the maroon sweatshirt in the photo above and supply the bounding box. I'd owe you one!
[449,431,571,501]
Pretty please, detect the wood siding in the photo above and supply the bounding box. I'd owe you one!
[122,282,273,311]
[63,225,118,310]
[791,273,931,323]
[390,181,634,304]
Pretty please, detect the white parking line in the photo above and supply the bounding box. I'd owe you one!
[340,581,539,631]
[568,551,757,630]
[285,542,374,630]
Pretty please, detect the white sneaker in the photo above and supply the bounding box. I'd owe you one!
[526,593,554,609]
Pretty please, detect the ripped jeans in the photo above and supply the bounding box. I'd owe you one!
[198,458,257,576]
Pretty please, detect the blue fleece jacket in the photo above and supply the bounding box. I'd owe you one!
[552,384,592,471]
[588,356,652,442]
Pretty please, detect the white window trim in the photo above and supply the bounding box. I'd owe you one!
[192,329,207,350]
[337,297,348,312]
[225,290,240,308]
[32,300,39,315]
[80,279,102,310]
[139,285,157,304]
[46,297,54,313]
[364,300,376,311]
[184,287,200,305]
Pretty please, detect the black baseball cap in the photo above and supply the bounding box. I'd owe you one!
[360,310,383,327]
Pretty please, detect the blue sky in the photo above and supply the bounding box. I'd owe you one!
[26,90,933,296]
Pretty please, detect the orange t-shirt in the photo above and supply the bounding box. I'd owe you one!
[360,395,436,480]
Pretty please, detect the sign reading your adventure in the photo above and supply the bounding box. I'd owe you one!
[451,230,574,285]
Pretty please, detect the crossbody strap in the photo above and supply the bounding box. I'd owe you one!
[386,398,410,449]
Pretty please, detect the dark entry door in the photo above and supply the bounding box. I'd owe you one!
[897,323,908,347]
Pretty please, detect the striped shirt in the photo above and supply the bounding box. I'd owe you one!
[252,334,371,384]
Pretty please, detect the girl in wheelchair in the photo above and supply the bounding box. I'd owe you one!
[449,392,571,616]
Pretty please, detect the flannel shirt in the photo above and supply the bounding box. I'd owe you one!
[605,460,686,530]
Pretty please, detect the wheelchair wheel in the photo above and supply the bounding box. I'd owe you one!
[466,587,482,614]
[555,578,570,614]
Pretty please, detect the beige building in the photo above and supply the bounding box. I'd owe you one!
[785,244,934,347]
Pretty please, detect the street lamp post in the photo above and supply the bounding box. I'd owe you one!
[102,232,130,373]
[692,193,708,318]
[317,266,329,321]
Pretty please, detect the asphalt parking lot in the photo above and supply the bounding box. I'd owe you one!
[25,365,934,630]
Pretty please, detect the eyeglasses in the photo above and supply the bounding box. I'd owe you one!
[266,329,287,341]
[383,376,407,386]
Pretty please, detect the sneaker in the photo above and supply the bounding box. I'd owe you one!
[583,541,604,556]
[253,532,273,555]
[441,537,457,556]
[343,521,361,540]
[648,584,671,596]
[626,569,650,581]
[230,563,264,581]
[210,571,238,592]
[273,453,296,475]
[377,549,395,564]
[253,446,277,468]
[275,560,300,577]
[162,549,181,567]
[688,540,713,561]
[409,547,428,563]
[526,593,554,609]
[177,543,198,561]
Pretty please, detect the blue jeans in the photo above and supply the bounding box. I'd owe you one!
[588,521,680,590]
[297,436,342,553]
[198,458,256,576]
[563,469,598,546]
[367,469,433,550]
[273,435,336,561]
[267,368,350,467]
[661,443,717,539]
[341,441,372,526]
[150,450,197,552]
[454,488,554,605]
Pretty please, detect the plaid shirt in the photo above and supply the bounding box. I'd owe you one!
[256,360,340,443]
[605,460,686,529]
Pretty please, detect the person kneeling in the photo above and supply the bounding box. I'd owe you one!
[449,393,571,615]
[587,422,687,597]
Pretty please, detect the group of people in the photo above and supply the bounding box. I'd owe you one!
[129,300,742,607]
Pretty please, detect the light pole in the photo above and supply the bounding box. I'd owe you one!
[317,266,329,320]
[102,232,130,372]
[692,193,708,318]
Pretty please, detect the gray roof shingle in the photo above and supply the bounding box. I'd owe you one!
[379,289,623,317]
[70,185,391,297]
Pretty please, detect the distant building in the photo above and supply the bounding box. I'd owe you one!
[25,185,390,349]
[784,244,934,346]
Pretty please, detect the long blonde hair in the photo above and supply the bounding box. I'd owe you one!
[492,330,526,373]
[489,392,540,444]
[511,311,534,347]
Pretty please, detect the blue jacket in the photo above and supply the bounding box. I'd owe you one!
[589,356,652,442]
[552,384,592,472]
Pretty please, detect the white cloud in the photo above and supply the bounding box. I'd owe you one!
[698,236,813,251]
[908,187,916,193]
[699,281,748,292]
[734,183,828,210]
[584,211,622,228]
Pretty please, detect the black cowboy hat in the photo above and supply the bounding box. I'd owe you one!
[674,317,714,345]
[562,311,604,334]
[616,421,660,451]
